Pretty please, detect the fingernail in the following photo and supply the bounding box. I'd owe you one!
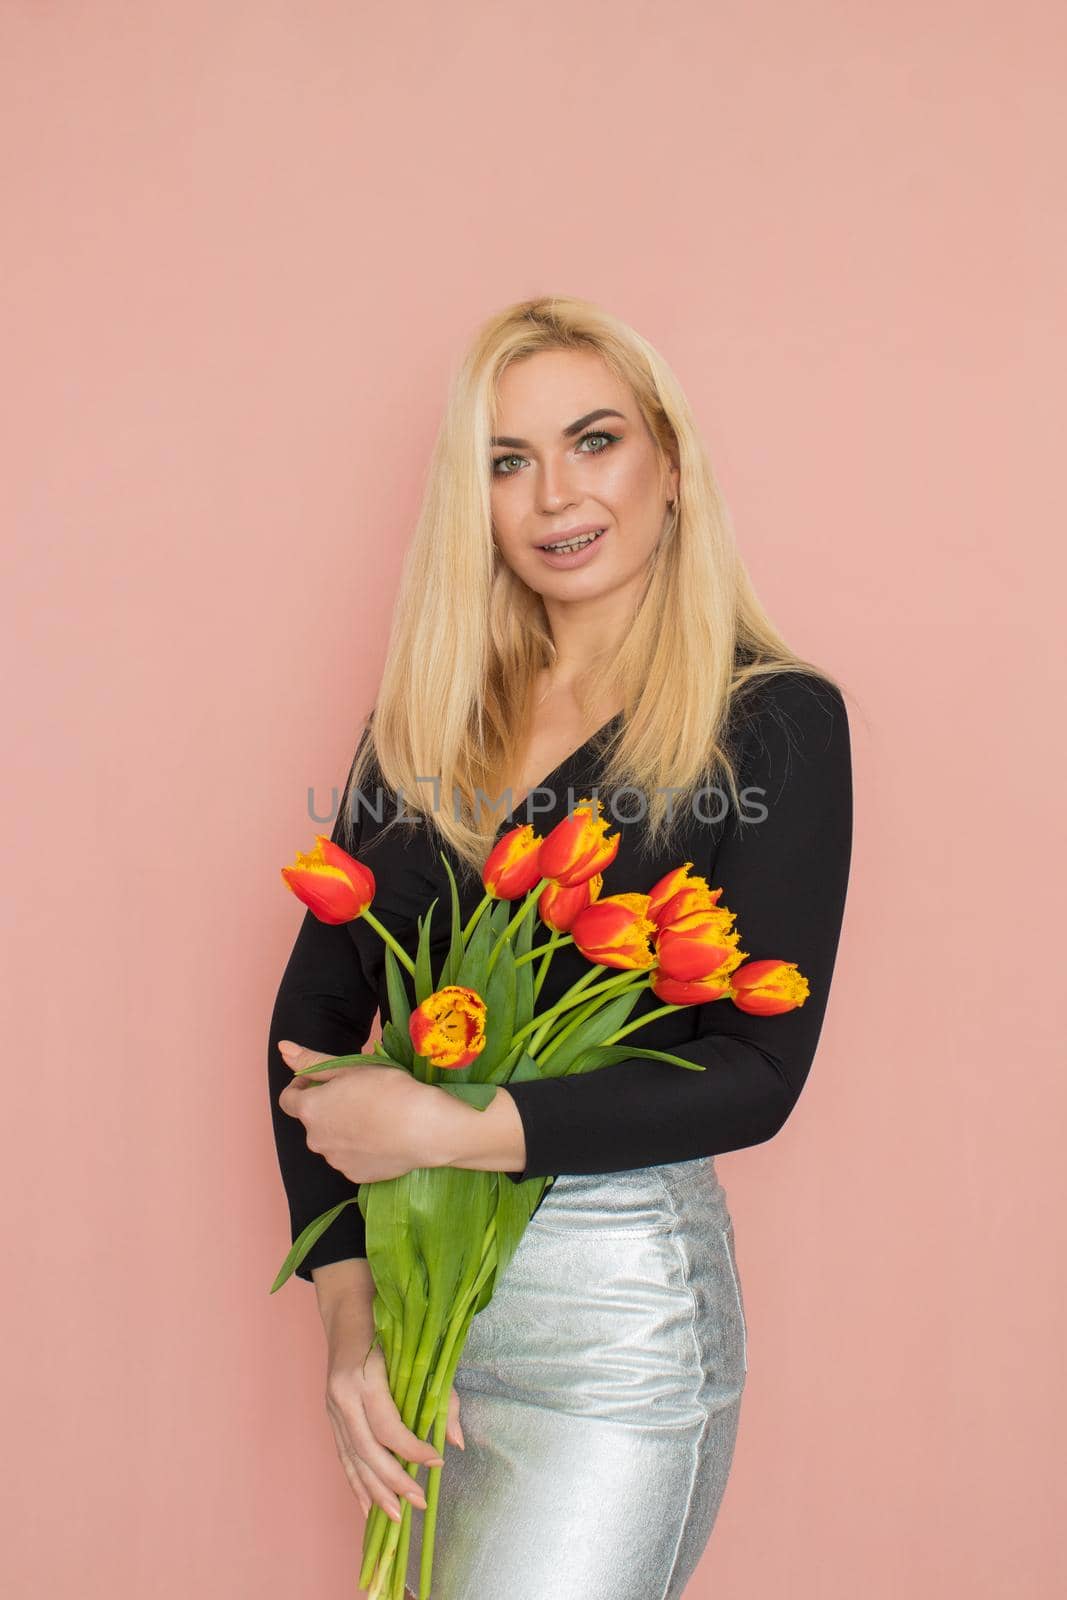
[428,1456,445,1468]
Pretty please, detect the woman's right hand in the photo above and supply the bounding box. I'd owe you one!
[321,1292,465,1524]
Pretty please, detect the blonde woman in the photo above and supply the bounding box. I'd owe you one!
[268,296,853,1600]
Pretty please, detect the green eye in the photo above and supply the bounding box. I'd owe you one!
[491,430,621,477]
[577,430,620,453]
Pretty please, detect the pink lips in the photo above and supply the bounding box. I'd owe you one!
[536,527,607,569]
[536,522,605,549]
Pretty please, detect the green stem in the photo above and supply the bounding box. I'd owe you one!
[418,1397,452,1599]
[514,932,574,969]
[371,1215,500,1592]
[461,893,494,944]
[485,879,552,977]
[537,971,650,1068]
[392,1506,413,1600]
[520,964,649,1058]
[509,964,604,1054]
[603,1000,684,1044]
[359,1288,426,1592]
[362,1507,391,1594]
[414,1297,481,1598]
[357,1302,399,1579]
[531,927,564,1002]
[360,907,417,977]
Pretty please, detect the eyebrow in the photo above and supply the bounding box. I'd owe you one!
[490,408,628,449]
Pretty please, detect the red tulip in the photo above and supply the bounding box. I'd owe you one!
[483,824,545,900]
[281,835,375,925]
[538,797,621,888]
[655,905,746,984]
[538,873,603,933]
[650,968,736,1005]
[729,959,810,1015]
[570,892,658,970]
[646,862,722,928]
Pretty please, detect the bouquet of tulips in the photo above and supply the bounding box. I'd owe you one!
[271,795,808,1600]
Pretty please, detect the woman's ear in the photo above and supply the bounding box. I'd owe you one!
[663,454,680,507]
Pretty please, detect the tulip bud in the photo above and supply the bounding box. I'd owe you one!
[730,959,810,1015]
[483,824,545,900]
[570,892,658,970]
[538,873,603,933]
[538,798,621,888]
[281,836,376,924]
[646,862,721,928]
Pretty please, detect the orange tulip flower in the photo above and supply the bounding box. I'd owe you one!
[646,870,729,934]
[647,861,725,930]
[280,835,376,925]
[538,797,621,888]
[483,824,545,900]
[656,905,746,983]
[570,892,658,970]
[409,985,488,1069]
[729,959,810,1015]
[650,968,737,1006]
[538,873,603,934]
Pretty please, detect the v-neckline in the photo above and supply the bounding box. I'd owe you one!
[496,708,626,833]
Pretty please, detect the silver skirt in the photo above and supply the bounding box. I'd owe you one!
[404,1155,748,1600]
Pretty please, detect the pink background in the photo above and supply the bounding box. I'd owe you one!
[2,3,1063,1596]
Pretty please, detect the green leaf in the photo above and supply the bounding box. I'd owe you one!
[414,901,439,1005]
[453,898,493,993]
[269,1197,361,1293]
[513,891,536,1025]
[432,1081,499,1111]
[380,1023,410,1065]
[529,987,604,1057]
[534,988,642,1079]
[476,939,517,1080]
[362,1172,423,1326]
[506,1048,542,1083]
[434,910,515,1089]
[383,945,414,1066]
[437,851,467,986]
[363,1166,498,1332]
[572,1044,709,1073]
[493,1170,549,1282]
[292,1048,405,1075]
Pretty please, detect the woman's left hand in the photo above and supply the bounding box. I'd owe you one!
[276,1040,433,1183]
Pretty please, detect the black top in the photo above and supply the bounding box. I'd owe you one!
[268,670,853,1281]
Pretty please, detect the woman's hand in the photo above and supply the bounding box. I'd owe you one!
[321,1291,465,1525]
[278,1037,529,1179]
[277,1040,433,1182]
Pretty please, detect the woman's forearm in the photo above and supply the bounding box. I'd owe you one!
[419,1083,528,1174]
[312,1257,376,1331]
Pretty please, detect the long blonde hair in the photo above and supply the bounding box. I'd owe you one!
[339,294,847,878]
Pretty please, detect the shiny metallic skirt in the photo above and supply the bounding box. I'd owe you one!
[404,1156,748,1600]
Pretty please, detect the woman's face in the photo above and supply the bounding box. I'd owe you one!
[489,349,678,600]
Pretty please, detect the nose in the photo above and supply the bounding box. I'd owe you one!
[535,453,579,513]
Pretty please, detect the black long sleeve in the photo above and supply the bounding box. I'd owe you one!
[268,671,854,1269]
[503,671,854,1181]
[266,759,382,1282]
